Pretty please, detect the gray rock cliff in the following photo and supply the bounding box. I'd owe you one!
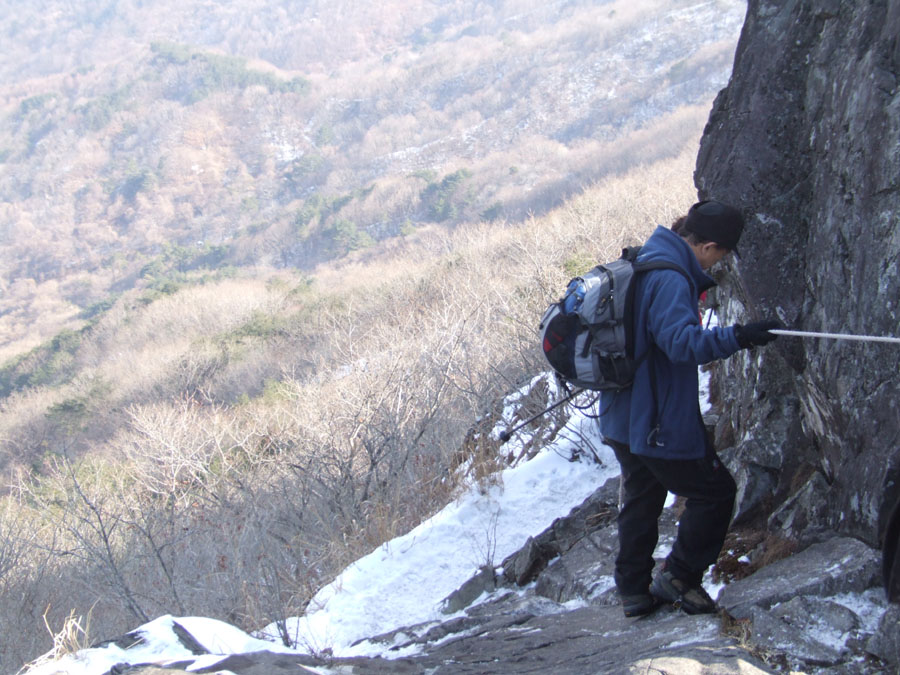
[695,0,900,547]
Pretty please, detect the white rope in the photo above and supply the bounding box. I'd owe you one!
[770,329,900,345]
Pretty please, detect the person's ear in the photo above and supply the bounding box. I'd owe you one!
[704,242,720,254]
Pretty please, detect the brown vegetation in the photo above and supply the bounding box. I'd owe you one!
[0,0,742,358]
[2,150,697,668]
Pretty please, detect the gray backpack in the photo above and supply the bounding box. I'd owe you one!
[539,247,686,391]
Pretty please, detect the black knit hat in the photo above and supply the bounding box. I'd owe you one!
[684,200,744,253]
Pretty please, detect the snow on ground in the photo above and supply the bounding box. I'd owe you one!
[22,615,299,675]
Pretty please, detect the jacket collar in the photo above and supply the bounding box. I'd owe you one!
[637,226,716,294]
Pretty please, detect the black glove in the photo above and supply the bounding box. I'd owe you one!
[734,320,782,349]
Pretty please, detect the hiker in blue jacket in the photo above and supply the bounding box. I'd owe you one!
[601,200,780,617]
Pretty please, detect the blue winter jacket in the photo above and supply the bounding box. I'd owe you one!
[599,226,741,459]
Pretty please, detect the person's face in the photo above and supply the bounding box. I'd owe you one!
[692,241,731,270]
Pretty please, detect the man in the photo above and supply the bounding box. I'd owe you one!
[600,199,780,617]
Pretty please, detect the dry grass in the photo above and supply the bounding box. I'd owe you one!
[714,527,799,585]
[17,606,95,674]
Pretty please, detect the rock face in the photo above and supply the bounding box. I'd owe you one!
[695,0,900,546]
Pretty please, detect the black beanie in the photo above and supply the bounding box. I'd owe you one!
[684,200,744,252]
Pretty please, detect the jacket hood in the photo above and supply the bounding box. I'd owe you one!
[636,226,716,295]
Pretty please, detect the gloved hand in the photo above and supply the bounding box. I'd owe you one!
[734,320,782,349]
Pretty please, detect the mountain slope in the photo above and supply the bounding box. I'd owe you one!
[0,0,744,359]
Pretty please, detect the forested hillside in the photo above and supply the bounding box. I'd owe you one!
[0,0,743,359]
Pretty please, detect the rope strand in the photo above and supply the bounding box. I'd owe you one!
[770,329,900,345]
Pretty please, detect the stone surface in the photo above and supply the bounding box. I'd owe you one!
[413,528,888,674]
[109,606,778,674]
[499,476,618,588]
[865,604,900,671]
[170,621,209,655]
[749,606,843,667]
[695,0,900,547]
[413,604,774,674]
[744,596,866,669]
[721,442,779,525]
[767,472,832,541]
[110,668,197,675]
[440,565,497,614]
[532,523,618,604]
[884,494,900,602]
[772,596,860,639]
[719,537,880,619]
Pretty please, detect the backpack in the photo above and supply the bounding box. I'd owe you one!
[538,247,686,391]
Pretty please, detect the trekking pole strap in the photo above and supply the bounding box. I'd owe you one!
[770,329,900,345]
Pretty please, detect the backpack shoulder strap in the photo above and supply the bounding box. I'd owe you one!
[632,259,698,306]
[622,247,692,289]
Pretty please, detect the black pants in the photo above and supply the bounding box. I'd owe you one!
[606,437,736,595]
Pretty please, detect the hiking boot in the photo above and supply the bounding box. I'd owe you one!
[619,592,660,618]
[650,570,717,615]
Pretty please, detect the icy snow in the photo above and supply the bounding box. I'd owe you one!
[22,615,293,675]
